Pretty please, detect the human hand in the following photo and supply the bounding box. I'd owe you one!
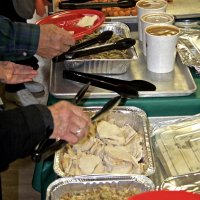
[36,24,75,58]
[35,0,52,17]
[0,61,38,84]
[48,101,91,144]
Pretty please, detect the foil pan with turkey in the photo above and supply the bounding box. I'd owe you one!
[54,106,155,177]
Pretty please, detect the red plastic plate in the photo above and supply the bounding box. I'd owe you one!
[36,9,105,40]
[128,191,200,200]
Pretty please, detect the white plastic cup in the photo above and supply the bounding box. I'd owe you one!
[146,24,180,73]
[141,13,174,56]
[136,0,168,42]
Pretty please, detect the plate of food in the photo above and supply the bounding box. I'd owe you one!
[36,9,105,40]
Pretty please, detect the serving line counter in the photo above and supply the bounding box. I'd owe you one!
[32,68,200,200]
[32,4,200,197]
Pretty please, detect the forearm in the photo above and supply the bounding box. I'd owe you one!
[0,105,53,171]
[0,16,40,61]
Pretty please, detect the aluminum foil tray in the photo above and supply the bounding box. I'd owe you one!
[64,22,137,74]
[177,29,200,73]
[161,172,200,194]
[46,174,155,200]
[151,114,200,177]
[54,106,155,177]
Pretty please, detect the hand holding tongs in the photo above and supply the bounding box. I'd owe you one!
[53,30,113,63]
[32,82,91,162]
[53,30,136,62]
[63,70,156,98]
[32,82,122,162]
[59,0,136,10]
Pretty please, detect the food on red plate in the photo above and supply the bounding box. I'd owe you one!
[76,15,98,27]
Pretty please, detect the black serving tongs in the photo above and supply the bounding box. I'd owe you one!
[63,70,156,98]
[53,30,113,63]
[59,0,136,10]
[32,82,91,162]
[63,38,135,60]
[32,83,122,162]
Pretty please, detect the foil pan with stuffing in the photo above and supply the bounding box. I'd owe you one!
[177,29,200,73]
[64,22,137,74]
[46,174,155,200]
[151,114,200,177]
[161,172,200,194]
[54,106,155,177]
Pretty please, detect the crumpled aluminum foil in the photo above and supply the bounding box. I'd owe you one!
[177,29,200,73]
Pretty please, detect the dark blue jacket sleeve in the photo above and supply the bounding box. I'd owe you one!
[0,105,53,171]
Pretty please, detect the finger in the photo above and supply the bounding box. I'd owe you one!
[68,121,87,139]
[6,78,33,84]
[62,45,71,53]
[71,113,90,131]
[6,74,36,84]
[62,132,79,145]
[72,107,91,124]
[13,65,38,75]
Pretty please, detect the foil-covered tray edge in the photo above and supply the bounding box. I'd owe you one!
[46,174,155,200]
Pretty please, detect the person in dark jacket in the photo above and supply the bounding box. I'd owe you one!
[0,16,90,171]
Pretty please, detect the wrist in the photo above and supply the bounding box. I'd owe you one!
[36,105,54,138]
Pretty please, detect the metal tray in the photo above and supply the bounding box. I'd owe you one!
[151,114,200,177]
[53,106,155,177]
[148,115,190,188]
[49,41,197,99]
[147,115,200,192]
[52,0,200,22]
[106,0,200,22]
[46,174,155,200]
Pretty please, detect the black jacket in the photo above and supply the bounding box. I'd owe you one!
[0,105,53,171]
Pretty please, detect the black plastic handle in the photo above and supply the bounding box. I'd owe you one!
[66,71,156,91]
[32,82,91,162]
[53,31,113,63]
[63,70,139,98]
[32,139,66,162]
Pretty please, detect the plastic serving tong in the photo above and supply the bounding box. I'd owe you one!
[32,82,91,162]
[53,30,113,63]
[63,38,135,60]
[59,0,136,10]
[63,70,156,98]
[32,83,122,162]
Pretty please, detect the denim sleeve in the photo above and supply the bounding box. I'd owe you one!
[0,15,40,61]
